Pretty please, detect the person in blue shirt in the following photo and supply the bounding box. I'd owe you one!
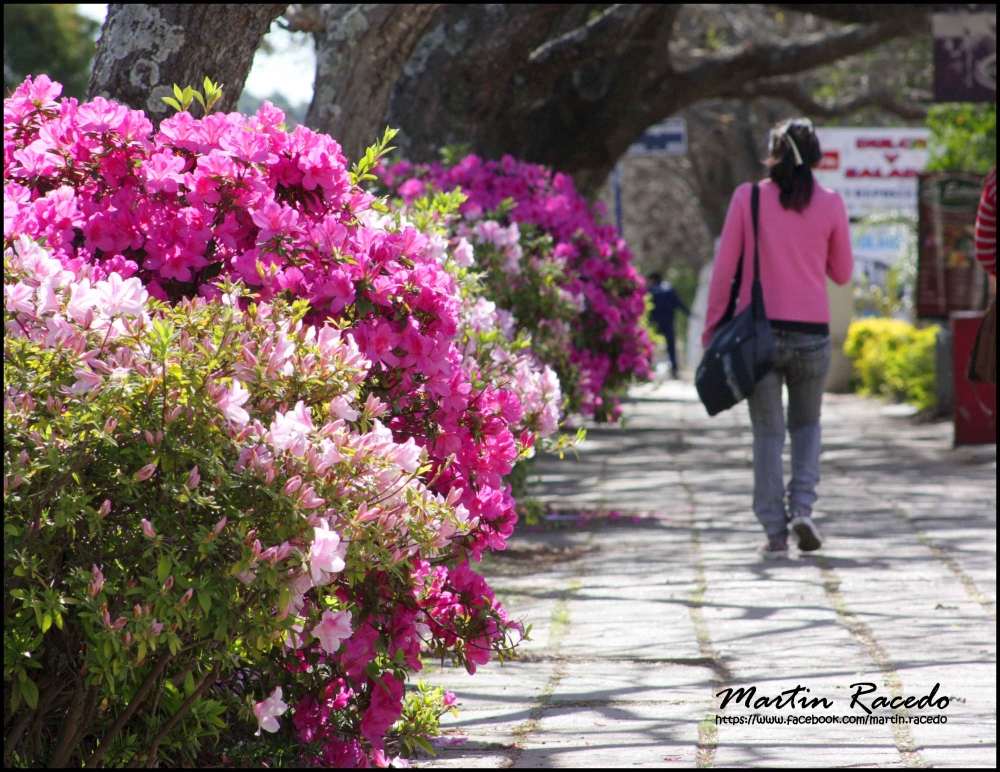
[647,272,690,378]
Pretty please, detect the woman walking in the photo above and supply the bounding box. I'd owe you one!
[702,119,853,559]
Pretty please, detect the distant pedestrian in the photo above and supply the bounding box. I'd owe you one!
[647,272,690,378]
[968,167,996,384]
[702,118,853,560]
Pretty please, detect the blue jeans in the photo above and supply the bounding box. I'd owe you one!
[747,331,831,540]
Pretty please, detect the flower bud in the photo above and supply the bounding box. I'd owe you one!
[211,516,228,536]
[141,518,156,538]
[98,499,112,518]
[136,464,156,482]
[186,466,201,491]
[163,575,174,591]
[178,587,194,606]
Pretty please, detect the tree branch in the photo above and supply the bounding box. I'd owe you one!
[280,3,323,32]
[84,652,173,768]
[527,4,661,71]
[726,77,931,120]
[668,14,931,106]
[774,4,934,25]
[512,4,671,112]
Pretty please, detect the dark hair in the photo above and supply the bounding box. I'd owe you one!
[647,271,663,284]
[766,119,822,213]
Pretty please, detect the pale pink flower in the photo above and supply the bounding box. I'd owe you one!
[308,520,346,585]
[211,516,228,536]
[216,379,250,428]
[389,438,422,473]
[70,367,103,395]
[185,466,200,490]
[5,282,35,314]
[329,394,358,422]
[452,236,475,267]
[140,518,156,538]
[94,273,147,317]
[253,686,288,734]
[269,400,313,456]
[312,609,353,654]
[97,499,112,518]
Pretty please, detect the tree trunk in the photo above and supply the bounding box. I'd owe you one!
[88,4,287,123]
[306,4,443,162]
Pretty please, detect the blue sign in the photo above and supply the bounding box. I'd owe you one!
[629,118,687,155]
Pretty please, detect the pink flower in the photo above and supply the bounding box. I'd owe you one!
[135,464,157,482]
[185,466,200,490]
[140,518,156,538]
[253,686,289,734]
[312,610,353,654]
[141,150,186,194]
[360,674,404,750]
[308,520,346,585]
[442,691,457,708]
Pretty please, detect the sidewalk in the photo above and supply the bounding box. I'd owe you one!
[416,380,996,768]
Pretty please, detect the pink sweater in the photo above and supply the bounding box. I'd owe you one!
[702,178,853,348]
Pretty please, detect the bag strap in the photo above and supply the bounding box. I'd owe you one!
[749,183,765,320]
[719,183,761,325]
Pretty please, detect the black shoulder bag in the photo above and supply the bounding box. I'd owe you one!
[695,184,775,416]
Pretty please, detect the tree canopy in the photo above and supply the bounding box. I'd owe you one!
[85,4,938,195]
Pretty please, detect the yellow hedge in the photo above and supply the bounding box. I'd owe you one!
[844,318,940,412]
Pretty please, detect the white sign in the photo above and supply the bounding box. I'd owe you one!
[850,221,913,285]
[628,118,687,156]
[813,127,931,218]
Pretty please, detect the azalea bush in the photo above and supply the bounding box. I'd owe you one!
[2,76,555,767]
[378,154,654,422]
[4,237,523,767]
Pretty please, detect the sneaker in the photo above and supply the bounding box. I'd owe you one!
[759,537,789,560]
[789,514,822,552]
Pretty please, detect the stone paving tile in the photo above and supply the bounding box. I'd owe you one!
[416,382,996,769]
[517,704,702,768]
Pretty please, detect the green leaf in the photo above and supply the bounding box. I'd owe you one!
[40,612,52,634]
[21,677,39,710]
[157,555,171,585]
[197,590,212,614]
[161,96,183,111]
[184,671,196,696]
[173,83,184,101]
